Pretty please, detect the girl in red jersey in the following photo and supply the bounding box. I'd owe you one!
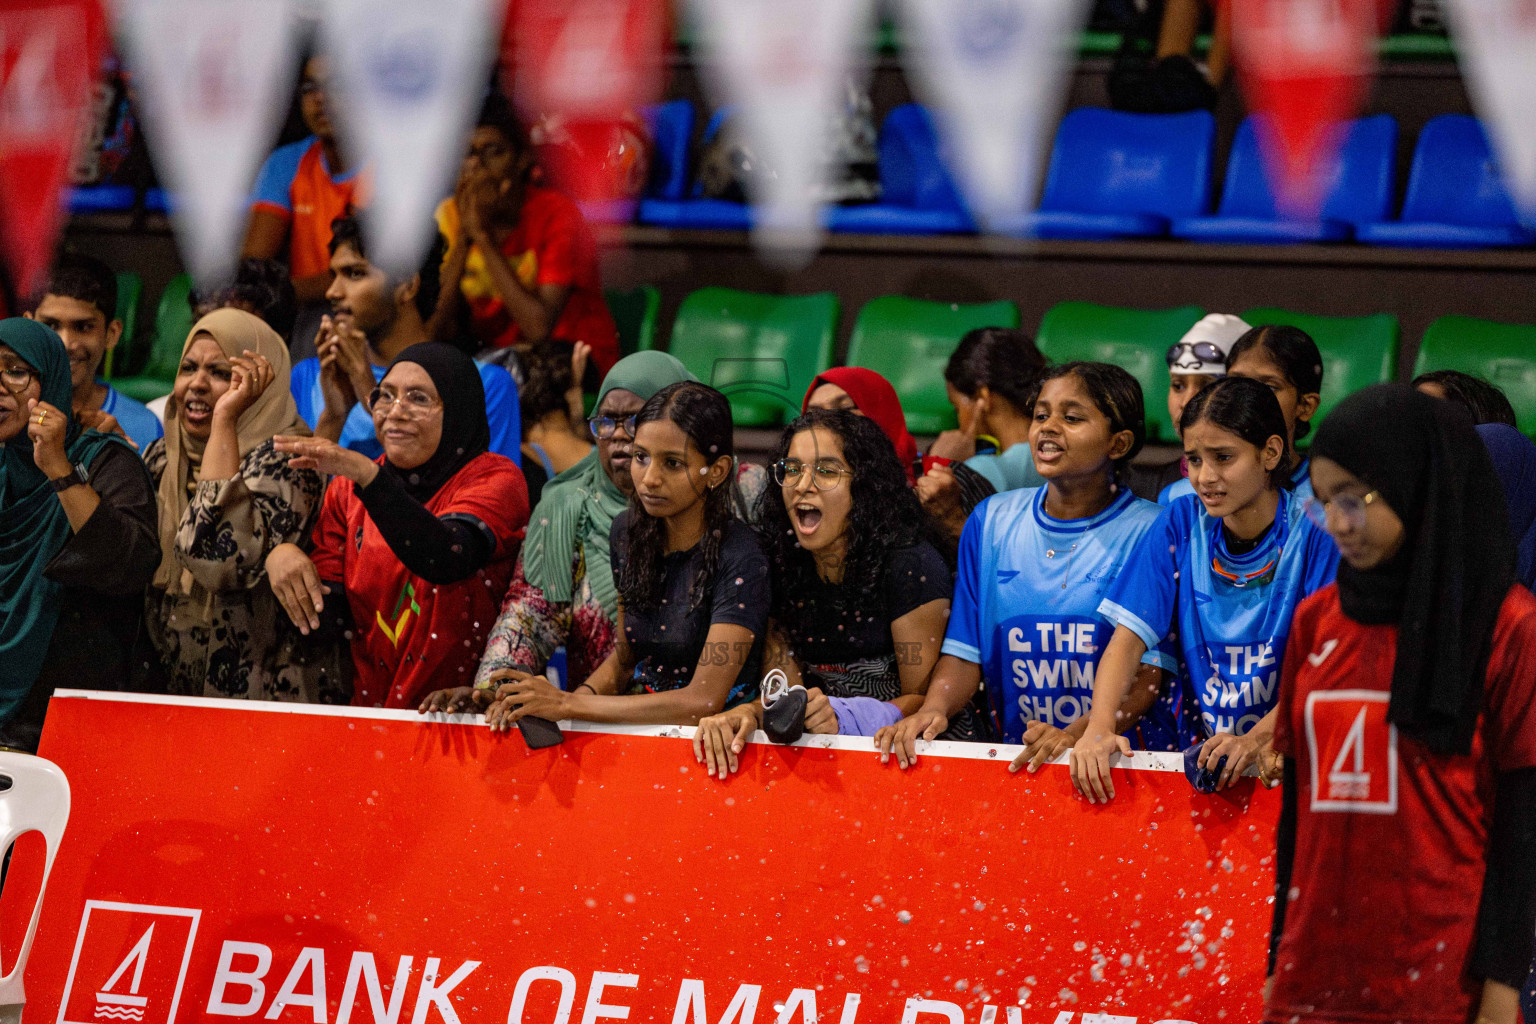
[1267,383,1536,1024]
[266,344,530,708]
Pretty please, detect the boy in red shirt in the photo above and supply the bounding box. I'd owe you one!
[1268,384,1536,1024]
[432,93,618,378]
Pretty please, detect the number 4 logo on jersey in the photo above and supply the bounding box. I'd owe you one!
[1304,690,1399,814]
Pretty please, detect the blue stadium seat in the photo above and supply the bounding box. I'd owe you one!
[646,99,694,202]
[1171,114,1397,244]
[67,185,137,215]
[639,107,753,229]
[828,104,973,235]
[1356,115,1535,248]
[998,108,1215,240]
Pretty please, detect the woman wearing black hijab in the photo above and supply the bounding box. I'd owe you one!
[1265,384,1536,1024]
[267,344,530,707]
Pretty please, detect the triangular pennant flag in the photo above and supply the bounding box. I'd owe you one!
[503,0,667,203]
[686,0,876,263]
[321,0,506,277]
[1232,0,1378,216]
[0,0,105,299]
[895,0,1091,231]
[113,0,302,286]
[1443,0,1536,221]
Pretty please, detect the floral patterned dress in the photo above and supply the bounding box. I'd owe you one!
[143,438,345,702]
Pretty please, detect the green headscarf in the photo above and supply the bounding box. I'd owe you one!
[0,318,129,716]
[522,351,696,616]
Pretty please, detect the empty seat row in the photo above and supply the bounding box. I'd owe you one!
[652,287,1536,440]
[638,105,1534,249]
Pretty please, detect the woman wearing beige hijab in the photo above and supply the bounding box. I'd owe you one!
[142,308,342,701]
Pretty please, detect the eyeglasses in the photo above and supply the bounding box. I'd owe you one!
[589,414,638,440]
[369,387,440,416]
[773,458,853,491]
[1167,341,1227,367]
[1302,490,1381,532]
[0,363,38,395]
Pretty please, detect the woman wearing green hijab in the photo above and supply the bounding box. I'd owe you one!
[0,318,158,751]
[421,351,710,713]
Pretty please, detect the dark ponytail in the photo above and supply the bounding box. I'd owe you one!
[944,327,1049,416]
[1227,325,1324,440]
[619,381,738,612]
[1181,376,1292,489]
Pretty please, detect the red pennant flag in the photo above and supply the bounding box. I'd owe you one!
[0,0,105,299]
[1231,0,1381,216]
[502,0,667,203]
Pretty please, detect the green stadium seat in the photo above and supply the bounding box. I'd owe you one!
[667,288,839,428]
[103,272,142,380]
[1414,315,1536,437]
[606,285,661,356]
[1035,302,1204,442]
[845,296,1021,434]
[1240,308,1399,428]
[112,274,195,403]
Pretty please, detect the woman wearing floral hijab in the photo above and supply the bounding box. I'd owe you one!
[143,308,333,701]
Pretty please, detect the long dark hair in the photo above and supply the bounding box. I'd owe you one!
[944,327,1049,414]
[1226,325,1325,440]
[1411,369,1518,427]
[619,381,738,612]
[1025,361,1146,481]
[1181,375,1292,489]
[754,409,927,642]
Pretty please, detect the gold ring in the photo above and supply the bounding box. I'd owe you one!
[33,410,45,424]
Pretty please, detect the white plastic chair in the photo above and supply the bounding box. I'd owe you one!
[0,753,71,1024]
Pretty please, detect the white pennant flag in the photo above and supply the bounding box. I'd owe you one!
[113,0,302,284]
[1444,0,1536,221]
[321,0,503,276]
[896,0,1091,230]
[686,0,876,263]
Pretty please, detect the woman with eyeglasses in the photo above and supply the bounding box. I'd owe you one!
[142,309,333,701]
[267,343,529,708]
[0,318,157,751]
[1266,384,1536,1024]
[417,351,698,715]
[481,381,769,731]
[877,363,1187,771]
[1072,375,1338,803]
[691,410,956,775]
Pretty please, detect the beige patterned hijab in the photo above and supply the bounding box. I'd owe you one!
[154,308,310,594]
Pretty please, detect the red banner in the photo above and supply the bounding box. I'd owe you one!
[0,0,106,298]
[24,692,1279,1024]
[502,0,667,203]
[1231,0,1381,216]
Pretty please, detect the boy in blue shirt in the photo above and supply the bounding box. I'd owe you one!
[290,216,520,463]
[28,253,163,453]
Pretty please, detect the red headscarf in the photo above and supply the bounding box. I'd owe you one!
[802,367,918,485]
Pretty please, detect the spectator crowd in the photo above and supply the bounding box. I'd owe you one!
[6,63,1535,1024]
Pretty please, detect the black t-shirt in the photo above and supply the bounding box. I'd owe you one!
[778,541,952,701]
[610,511,769,706]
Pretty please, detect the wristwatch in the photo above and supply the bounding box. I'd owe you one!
[49,462,89,493]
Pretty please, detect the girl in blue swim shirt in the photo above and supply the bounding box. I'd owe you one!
[876,362,1186,771]
[1161,324,1325,505]
[1074,375,1339,802]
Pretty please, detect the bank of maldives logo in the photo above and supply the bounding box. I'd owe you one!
[59,903,201,1024]
[1304,690,1399,814]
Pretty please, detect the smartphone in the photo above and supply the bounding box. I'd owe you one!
[516,715,565,749]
